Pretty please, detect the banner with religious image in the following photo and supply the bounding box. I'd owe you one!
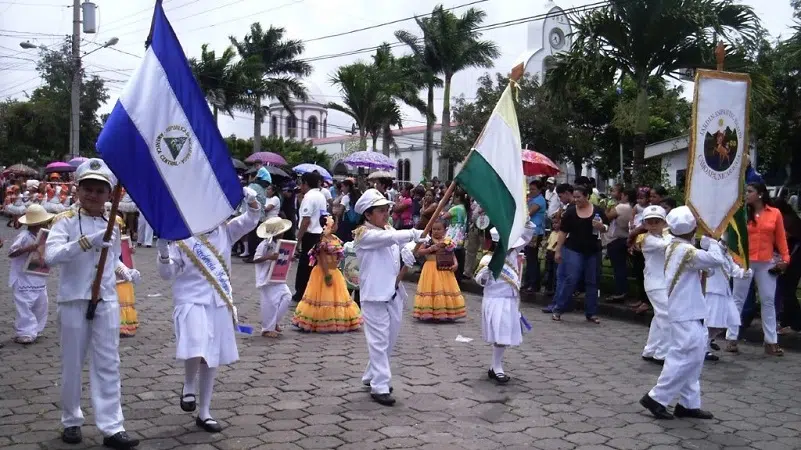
[685,69,751,237]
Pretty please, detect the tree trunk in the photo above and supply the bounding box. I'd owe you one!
[381,123,392,156]
[213,105,219,124]
[632,77,650,183]
[253,96,262,153]
[572,159,583,181]
[423,84,435,180]
[438,73,453,181]
[372,133,379,152]
[359,129,368,151]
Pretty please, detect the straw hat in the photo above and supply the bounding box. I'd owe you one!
[257,217,293,239]
[18,204,55,226]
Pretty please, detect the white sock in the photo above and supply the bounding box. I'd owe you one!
[198,363,217,421]
[183,358,200,396]
[492,345,505,374]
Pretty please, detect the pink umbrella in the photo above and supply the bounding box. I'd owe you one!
[45,161,76,174]
[68,156,89,168]
[245,152,287,166]
[522,150,560,177]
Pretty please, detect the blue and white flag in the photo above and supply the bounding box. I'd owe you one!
[96,0,242,240]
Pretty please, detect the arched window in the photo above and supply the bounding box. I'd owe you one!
[323,118,327,137]
[403,159,411,182]
[396,159,404,181]
[270,116,278,137]
[286,115,297,138]
[308,116,318,138]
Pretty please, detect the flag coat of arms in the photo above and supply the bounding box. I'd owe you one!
[96,0,242,240]
[455,82,527,278]
[685,69,751,238]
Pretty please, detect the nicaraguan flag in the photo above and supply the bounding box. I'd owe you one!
[96,0,242,240]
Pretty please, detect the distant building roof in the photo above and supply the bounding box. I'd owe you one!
[310,122,458,145]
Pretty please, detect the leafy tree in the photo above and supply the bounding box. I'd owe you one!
[230,24,312,153]
[0,37,108,165]
[189,43,248,122]
[224,134,330,169]
[549,0,761,182]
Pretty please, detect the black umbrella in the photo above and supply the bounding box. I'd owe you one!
[245,165,291,179]
[231,158,247,170]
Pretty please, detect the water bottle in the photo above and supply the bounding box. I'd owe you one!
[593,213,601,237]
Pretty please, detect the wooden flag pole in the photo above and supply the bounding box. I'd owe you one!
[86,184,123,320]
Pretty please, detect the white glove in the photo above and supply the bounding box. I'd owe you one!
[401,242,417,267]
[88,229,113,249]
[700,235,713,250]
[157,238,170,258]
[243,186,258,204]
[128,269,141,284]
[411,229,425,243]
[744,269,753,279]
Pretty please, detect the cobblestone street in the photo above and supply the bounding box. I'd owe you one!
[1,227,800,450]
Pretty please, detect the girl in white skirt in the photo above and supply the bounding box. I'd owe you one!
[253,217,294,338]
[703,237,751,360]
[474,221,535,384]
[157,187,260,433]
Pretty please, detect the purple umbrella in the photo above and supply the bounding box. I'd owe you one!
[292,163,332,182]
[68,157,89,168]
[45,161,76,174]
[245,152,287,166]
[342,151,395,170]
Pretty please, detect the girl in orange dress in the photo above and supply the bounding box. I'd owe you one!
[413,219,466,322]
[292,215,361,333]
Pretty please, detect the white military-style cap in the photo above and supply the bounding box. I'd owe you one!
[666,205,696,236]
[354,188,392,215]
[76,158,116,188]
[642,205,666,221]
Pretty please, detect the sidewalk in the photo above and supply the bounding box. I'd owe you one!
[403,272,801,352]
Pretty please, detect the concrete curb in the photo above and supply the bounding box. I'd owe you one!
[403,272,801,352]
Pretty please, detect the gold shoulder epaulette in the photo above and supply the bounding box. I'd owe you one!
[52,209,75,223]
[352,225,366,241]
[115,215,126,233]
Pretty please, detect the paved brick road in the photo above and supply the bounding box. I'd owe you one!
[1,227,800,450]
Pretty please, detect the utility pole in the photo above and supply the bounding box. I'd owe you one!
[70,0,81,159]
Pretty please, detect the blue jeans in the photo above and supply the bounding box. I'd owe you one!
[606,238,629,296]
[552,247,600,318]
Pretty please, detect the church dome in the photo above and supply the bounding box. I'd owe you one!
[267,80,328,110]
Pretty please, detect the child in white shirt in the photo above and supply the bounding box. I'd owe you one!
[252,218,295,338]
[8,204,54,344]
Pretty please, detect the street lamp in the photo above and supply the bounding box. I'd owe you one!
[20,37,118,159]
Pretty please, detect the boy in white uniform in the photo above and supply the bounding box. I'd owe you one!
[474,222,535,384]
[353,188,423,406]
[253,217,294,337]
[640,206,726,420]
[45,158,141,448]
[157,187,260,433]
[633,205,672,365]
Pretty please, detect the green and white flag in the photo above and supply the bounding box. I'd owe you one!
[455,82,527,279]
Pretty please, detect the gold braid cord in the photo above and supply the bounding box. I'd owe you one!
[666,242,697,297]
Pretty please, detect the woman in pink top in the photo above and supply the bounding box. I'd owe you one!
[727,183,790,356]
[392,183,414,230]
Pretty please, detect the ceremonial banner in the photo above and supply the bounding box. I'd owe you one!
[454,81,527,279]
[96,0,242,240]
[726,204,749,269]
[686,69,751,237]
[116,236,134,283]
[24,228,50,276]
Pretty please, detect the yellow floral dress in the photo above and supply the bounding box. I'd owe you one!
[292,234,362,332]
[413,237,466,322]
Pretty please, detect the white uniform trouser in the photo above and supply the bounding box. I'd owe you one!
[259,284,291,332]
[13,286,48,338]
[59,300,125,436]
[642,289,669,360]
[360,293,404,394]
[649,320,707,409]
[137,217,154,246]
[726,262,778,344]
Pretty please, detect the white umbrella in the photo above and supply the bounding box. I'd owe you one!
[367,170,395,180]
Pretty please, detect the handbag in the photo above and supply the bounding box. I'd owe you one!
[436,248,454,271]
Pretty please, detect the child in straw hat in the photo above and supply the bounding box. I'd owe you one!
[7,204,54,344]
[253,217,295,338]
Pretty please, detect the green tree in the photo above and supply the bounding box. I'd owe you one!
[230,24,312,153]
[189,44,247,122]
[549,0,761,182]
[224,134,330,169]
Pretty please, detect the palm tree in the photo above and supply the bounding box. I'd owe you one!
[230,23,312,153]
[548,0,760,180]
[328,62,379,150]
[189,44,247,123]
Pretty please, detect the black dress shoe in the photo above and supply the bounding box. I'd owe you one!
[642,355,655,362]
[488,368,510,384]
[651,358,665,366]
[639,394,674,420]
[705,352,720,362]
[102,431,139,449]
[674,404,714,419]
[361,380,393,393]
[180,391,197,412]
[196,416,223,433]
[370,393,396,406]
[62,426,82,444]
[710,339,721,351]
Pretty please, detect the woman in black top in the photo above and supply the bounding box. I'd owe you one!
[547,185,609,323]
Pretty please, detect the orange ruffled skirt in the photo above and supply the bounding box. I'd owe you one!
[292,265,361,333]
[118,281,138,337]
[413,260,466,322]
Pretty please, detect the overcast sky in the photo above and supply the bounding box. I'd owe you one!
[1,0,797,144]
